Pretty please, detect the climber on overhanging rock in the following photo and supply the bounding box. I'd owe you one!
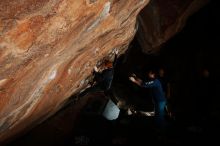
[92,48,118,95]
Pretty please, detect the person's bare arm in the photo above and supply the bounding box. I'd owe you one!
[129,75,143,86]
[94,66,99,72]
[112,48,118,68]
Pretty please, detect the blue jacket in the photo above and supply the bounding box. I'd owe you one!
[142,79,166,102]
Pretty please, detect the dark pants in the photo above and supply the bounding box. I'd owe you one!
[155,100,167,128]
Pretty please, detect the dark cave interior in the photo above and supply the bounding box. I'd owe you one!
[114,0,220,127]
[6,0,220,145]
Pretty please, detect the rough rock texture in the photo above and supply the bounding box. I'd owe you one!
[0,0,149,142]
[137,0,209,54]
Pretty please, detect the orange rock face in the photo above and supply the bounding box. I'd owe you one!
[0,0,149,142]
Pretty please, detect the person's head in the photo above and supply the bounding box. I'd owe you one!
[159,68,165,77]
[147,70,156,79]
[103,60,113,69]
